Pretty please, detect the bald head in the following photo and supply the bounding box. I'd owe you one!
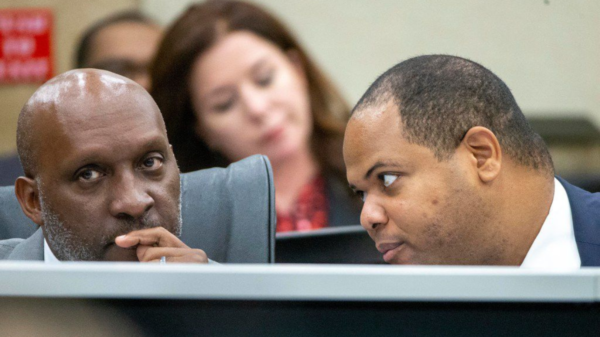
[17,69,165,176]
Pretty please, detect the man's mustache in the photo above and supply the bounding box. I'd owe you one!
[101,214,162,246]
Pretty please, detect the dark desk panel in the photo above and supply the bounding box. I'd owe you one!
[276,225,384,264]
[1,263,599,337]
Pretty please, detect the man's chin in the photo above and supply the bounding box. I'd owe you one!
[102,243,139,262]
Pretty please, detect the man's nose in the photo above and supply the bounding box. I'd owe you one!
[360,196,387,232]
[109,173,154,219]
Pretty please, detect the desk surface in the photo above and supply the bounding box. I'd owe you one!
[1,262,599,302]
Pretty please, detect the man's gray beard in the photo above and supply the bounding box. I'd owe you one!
[42,207,97,261]
[40,189,183,262]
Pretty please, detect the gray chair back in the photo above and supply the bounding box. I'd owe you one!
[0,155,275,263]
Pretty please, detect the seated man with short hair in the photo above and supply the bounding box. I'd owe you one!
[344,55,600,267]
[0,69,207,263]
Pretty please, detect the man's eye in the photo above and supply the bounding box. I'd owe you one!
[142,156,163,169]
[78,169,101,181]
[382,174,398,188]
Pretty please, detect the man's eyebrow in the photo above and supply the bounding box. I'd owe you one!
[365,161,403,180]
[62,135,167,173]
[142,137,167,150]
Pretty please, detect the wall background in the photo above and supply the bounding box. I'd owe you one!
[0,0,138,156]
[143,0,599,122]
[1,0,598,174]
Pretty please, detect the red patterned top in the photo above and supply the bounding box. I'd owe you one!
[276,175,329,233]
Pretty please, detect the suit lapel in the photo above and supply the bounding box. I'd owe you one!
[557,177,600,266]
[8,227,44,261]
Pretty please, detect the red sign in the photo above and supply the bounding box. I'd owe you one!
[0,9,53,84]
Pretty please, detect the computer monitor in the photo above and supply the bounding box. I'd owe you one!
[275,225,384,264]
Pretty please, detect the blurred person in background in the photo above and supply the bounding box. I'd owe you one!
[151,0,360,233]
[0,10,162,187]
[75,10,162,90]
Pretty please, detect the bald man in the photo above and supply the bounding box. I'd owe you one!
[0,69,207,263]
[344,55,600,268]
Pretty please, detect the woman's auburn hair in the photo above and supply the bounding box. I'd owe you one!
[150,0,350,182]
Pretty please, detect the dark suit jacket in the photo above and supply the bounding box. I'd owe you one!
[559,177,600,267]
[0,227,44,260]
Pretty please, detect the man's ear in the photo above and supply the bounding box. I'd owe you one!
[461,126,502,183]
[14,176,43,226]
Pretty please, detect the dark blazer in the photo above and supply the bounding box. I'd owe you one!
[558,177,600,266]
[0,228,44,260]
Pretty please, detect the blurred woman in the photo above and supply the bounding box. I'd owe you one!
[151,0,360,232]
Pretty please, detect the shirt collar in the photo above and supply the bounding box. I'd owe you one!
[43,238,61,263]
[520,178,580,269]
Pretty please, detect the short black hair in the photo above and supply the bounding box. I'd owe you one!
[353,55,553,174]
[75,10,157,68]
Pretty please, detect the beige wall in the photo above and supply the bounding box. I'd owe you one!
[0,0,138,156]
[143,0,600,124]
[142,0,600,175]
[2,1,598,171]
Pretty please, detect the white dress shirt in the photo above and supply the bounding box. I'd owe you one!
[43,239,61,263]
[520,178,580,270]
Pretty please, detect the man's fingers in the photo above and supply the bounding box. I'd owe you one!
[114,234,141,248]
[166,254,209,264]
[137,246,208,264]
[112,227,207,264]
[137,246,185,262]
[115,227,187,249]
